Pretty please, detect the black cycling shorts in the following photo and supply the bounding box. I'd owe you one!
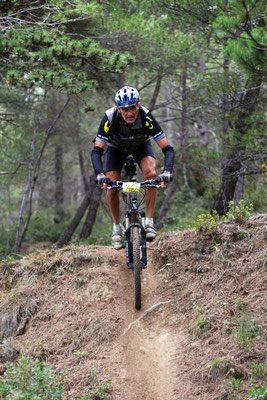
[105,139,156,172]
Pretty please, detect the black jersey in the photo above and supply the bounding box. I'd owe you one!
[95,106,165,153]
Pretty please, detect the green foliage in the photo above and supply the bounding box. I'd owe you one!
[0,354,112,400]
[25,210,68,243]
[189,306,213,338]
[87,217,113,246]
[248,384,267,399]
[0,1,133,92]
[213,0,266,77]
[207,357,230,381]
[0,225,16,261]
[226,200,253,223]
[0,353,65,399]
[159,181,216,232]
[83,367,112,400]
[234,297,244,309]
[236,313,262,347]
[228,377,243,389]
[245,176,267,212]
[250,363,267,380]
[248,363,267,399]
[194,210,220,233]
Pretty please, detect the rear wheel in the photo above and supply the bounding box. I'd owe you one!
[132,226,141,310]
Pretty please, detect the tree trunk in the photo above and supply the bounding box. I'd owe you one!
[79,183,102,238]
[74,127,89,193]
[180,59,189,187]
[118,73,125,89]
[148,73,162,112]
[222,57,230,141]
[233,173,245,205]
[155,165,179,229]
[57,176,102,246]
[57,189,92,247]
[194,50,208,143]
[213,77,261,215]
[54,143,65,223]
[13,95,70,255]
[165,80,174,146]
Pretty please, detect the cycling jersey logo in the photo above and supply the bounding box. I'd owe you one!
[104,119,110,133]
[146,116,153,130]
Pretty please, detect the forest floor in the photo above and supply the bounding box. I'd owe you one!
[0,214,266,400]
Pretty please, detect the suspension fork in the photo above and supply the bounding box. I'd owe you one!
[125,222,147,269]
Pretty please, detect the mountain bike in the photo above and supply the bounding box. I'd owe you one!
[97,156,172,310]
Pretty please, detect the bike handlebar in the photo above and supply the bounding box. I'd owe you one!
[95,175,173,188]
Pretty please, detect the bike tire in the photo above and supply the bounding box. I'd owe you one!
[132,226,141,310]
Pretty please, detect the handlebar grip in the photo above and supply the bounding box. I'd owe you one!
[95,176,112,185]
[159,173,173,183]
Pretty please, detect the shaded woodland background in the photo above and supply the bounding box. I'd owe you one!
[0,0,266,258]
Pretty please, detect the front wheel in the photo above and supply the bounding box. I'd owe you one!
[132,226,141,310]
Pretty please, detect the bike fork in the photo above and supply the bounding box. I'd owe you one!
[125,221,147,270]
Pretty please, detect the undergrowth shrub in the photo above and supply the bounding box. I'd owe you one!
[25,210,68,242]
[248,384,267,400]
[250,363,267,380]
[236,313,262,347]
[0,354,112,400]
[189,305,213,338]
[0,226,16,261]
[194,210,220,233]
[226,200,253,223]
[84,366,112,399]
[0,354,65,399]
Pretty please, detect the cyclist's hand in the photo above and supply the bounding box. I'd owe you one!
[96,173,110,189]
[158,171,172,188]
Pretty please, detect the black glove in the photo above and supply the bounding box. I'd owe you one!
[96,173,110,185]
[158,171,173,183]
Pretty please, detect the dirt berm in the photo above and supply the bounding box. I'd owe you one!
[0,214,266,399]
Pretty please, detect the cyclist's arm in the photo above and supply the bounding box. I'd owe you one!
[156,137,169,150]
[145,112,174,173]
[156,138,174,173]
[91,140,106,176]
[91,114,110,176]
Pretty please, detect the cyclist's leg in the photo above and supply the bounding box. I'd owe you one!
[105,146,126,225]
[133,141,157,218]
[106,170,121,224]
[140,156,157,218]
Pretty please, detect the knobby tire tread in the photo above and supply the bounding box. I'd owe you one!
[132,226,141,310]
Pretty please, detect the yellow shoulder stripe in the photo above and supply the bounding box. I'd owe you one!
[146,121,153,129]
[104,120,110,133]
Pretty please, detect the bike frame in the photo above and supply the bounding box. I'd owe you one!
[125,203,147,270]
[123,155,147,270]
[96,156,172,309]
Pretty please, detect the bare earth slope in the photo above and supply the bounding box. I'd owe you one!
[0,215,266,399]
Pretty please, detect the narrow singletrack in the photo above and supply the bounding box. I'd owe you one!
[111,246,185,400]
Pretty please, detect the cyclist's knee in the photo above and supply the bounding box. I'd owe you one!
[140,158,156,179]
[107,171,121,180]
[142,166,157,179]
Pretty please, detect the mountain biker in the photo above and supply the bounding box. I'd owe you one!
[91,86,174,250]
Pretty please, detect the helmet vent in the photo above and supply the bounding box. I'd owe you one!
[115,86,139,108]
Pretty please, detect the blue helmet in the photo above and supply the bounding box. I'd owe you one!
[115,86,139,108]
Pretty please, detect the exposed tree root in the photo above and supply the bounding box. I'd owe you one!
[123,300,172,334]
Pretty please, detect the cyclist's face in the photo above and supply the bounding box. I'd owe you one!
[118,103,140,124]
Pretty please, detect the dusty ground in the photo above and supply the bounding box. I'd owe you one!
[0,214,266,399]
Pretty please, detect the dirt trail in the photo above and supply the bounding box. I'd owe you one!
[111,247,183,400]
[1,216,265,399]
